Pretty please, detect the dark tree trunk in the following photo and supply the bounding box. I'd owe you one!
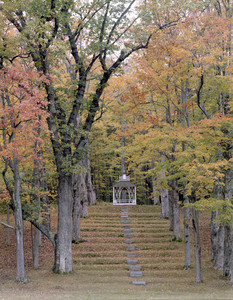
[223,225,232,277]
[53,174,73,273]
[192,208,202,283]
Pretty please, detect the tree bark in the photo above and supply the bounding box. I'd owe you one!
[7,205,11,246]
[192,208,202,283]
[53,174,73,273]
[183,189,190,269]
[214,224,225,270]
[223,225,232,277]
[170,180,180,240]
[13,155,27,282]
[230,225,233,285]
[211,211,220,262]
[31,224,40,270]
[86,158,96,206]
[152,160,160,205]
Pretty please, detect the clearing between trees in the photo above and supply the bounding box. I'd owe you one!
[0,204,232,300]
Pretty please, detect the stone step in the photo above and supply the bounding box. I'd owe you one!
[132,281,146,285]
[127,260,138,265]
[126,246,135,251]
[121,220,129,224]
[129,265,141,271]
[124,234,133,238]
[127,253,137,258]
[124,240,133,244]
[130,271,143,278]
[122,225,131,229]
[123,229,132,233]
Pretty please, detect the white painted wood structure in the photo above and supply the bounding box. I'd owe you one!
[113,174,136,205]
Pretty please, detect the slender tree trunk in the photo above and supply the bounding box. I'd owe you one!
[31,224,40,270]
[169,188,174,231]
[183,189,190,269]
[72,172,84,242]
[192,208,202,283]
[160,154,169,218]
[152,160,160,205]
[53,174,73,273]
[13,155,27,282]
[86,158,96,206]
[211,183,222,266]
[211,211,219,262]
[7,205,11,246]
[34,227,40,269]
[170,180,180,240]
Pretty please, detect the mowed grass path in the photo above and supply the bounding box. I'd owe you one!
[1,204,233,300]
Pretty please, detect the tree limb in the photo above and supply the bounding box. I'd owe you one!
[196,74,211,119]
[0,221,15,230]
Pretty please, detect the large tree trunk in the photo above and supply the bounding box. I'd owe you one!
[211,209,225,270]
[223,225,232,277]
[230,225,233,285]
[13,155,27,282]
[214,224,225,270]
[223,169,233,277]
[53,174,73,273]
[192,208,202,283]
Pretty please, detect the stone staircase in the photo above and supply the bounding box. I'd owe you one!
[121,206,146,285]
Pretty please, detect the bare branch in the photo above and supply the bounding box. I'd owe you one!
[107,0,136,46]
[196,74,211,119]
[0,221,15,230]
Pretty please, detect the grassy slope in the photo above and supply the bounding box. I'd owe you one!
[0,204,233,300]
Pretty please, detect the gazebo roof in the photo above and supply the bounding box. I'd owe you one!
[113,174,135,188]
[113,181,135,188]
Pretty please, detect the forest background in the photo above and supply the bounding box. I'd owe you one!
[0,0,233,287]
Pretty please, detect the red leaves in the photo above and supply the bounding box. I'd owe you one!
[0,63,49,161]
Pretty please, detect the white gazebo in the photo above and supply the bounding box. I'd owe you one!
[113,173,136,205]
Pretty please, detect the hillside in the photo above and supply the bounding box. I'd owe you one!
[0,204,232,300]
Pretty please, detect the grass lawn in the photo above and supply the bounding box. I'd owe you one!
[0,204,233,300]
